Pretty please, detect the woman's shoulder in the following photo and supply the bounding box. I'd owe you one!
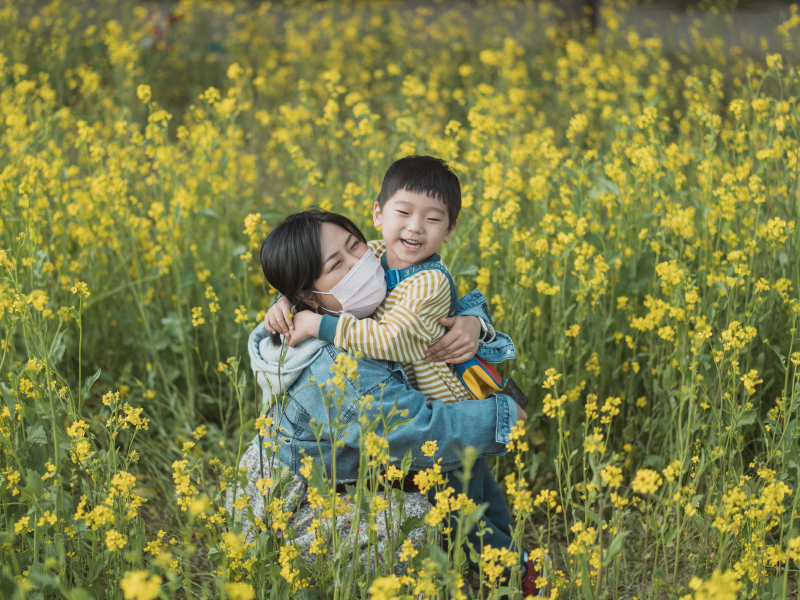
[280,346,402,416]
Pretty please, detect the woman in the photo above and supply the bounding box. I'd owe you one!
[228,209,527,579]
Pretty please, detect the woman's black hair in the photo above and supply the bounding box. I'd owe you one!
[259,208,367,345]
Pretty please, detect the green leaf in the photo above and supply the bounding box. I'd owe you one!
[26,424,47,445]
[230,244,248,258]
[81,369,101,402]
[451,263,479,277]
[738,409,758,427]
[64,588,95,600]
[771,574,786,598]
[238,417,256,438]
[22,468,45,500]
[710,279,730,296]
[399,513,426,537]
[261,209,286,222]
[308,460,329,497]
[295,588,320,600]
[561,164,580,180]
[270,576,290,600]
[19,441,46,475]
[765,342,787,372]
[270,465,294,497]
[575,505,603,527]
[642,454,664,471]
[589,177,620,199]
[400,449,414,474]
[207,544,222,565]
[49,330,67,365]
[602,530,630,567]
[527,452,542,482]
[56,429,72,451]
[428,544,451,571]
[26,565,60,589]
[580,558,595,600]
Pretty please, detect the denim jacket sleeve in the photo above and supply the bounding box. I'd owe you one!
[455,289,516,363]
[341,361,518,474]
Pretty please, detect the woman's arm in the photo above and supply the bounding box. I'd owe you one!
[341,369,525,473]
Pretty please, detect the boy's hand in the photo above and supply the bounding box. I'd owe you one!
[425,315,481,364]
[265,296,294,335]
[286,311,322,347]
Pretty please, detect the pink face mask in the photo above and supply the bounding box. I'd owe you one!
[314,250,387,318]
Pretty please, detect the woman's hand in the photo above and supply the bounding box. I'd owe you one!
[515,403,528,423]
[286,311,322,347]
[424,315,482,364]
[265,296,294,335]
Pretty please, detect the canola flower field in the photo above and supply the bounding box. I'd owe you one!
[1,0,800,598]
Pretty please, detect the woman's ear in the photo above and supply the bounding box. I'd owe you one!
[444,218,458,243]
[295,290,320,310]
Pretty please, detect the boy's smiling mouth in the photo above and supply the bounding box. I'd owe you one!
[400,238,423,250]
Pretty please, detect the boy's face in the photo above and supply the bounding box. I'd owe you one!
[373,189,455,270]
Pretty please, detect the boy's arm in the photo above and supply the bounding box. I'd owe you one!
[367,239,386,257]
[321,270,453,363]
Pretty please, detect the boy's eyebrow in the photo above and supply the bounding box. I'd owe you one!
[394,199,446,215]
[324,234,353,265]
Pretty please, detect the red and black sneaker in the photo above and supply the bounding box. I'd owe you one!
[520,557,543,598]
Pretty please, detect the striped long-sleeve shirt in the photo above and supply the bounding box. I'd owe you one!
[331,240,472,404]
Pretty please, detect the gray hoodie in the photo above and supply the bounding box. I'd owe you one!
[248,323,328,410]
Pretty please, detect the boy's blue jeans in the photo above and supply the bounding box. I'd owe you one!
[427,457,525,578]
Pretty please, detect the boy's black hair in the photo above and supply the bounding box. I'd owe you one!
[376,155,461,226]
[259,208,367,345]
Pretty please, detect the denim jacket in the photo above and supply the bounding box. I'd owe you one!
[248,290,518,484]
[459,289,516,363]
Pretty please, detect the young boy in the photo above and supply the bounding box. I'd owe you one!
[266,155,497,404]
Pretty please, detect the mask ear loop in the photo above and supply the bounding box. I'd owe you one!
[311,290,343,316]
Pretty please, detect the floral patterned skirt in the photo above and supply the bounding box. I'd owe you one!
[225,439,432,575]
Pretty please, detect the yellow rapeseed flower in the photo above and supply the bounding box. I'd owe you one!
[631,468,663,495]
[120,570,161,600]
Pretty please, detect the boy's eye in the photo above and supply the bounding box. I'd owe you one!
[428,218,441,222]
[396,210,408,216]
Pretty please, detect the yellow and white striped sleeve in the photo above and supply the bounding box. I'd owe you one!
[334,269,453,363]
[367,239,386,258]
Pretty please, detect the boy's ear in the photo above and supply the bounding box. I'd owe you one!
[296,290,320,310]
[444,218,457,243]
[372,200,382,229]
